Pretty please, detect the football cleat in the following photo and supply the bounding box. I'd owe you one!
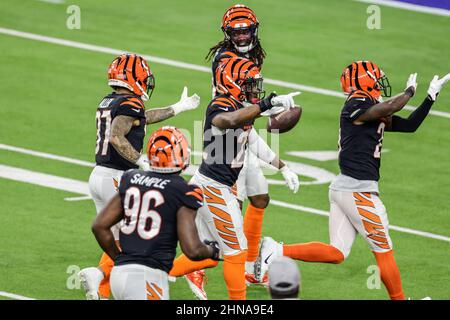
[78,267,104,300]
[184,270,208,300]
[245,273,269,287]
[254,237,283,282]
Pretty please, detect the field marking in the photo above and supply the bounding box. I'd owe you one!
[0,291,35,300]
[0,164,89,195]
[0,27,449,120]
[1,163,449,243]
[64,195,92,202]
[355,0,450,17]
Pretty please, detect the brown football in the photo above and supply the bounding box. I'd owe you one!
[267,106,302,133]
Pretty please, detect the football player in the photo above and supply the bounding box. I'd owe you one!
[168,56,300,300]
[256,61,450,300]
[78,53,200,300]
[184,4,297,296]
[91,126,221,300]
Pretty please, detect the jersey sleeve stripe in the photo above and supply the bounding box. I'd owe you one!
[121,101,144,109]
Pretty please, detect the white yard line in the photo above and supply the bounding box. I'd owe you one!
[64,195,92,201]
[0,291,35,300]
[0,161,449,243]
[355,0,450,17]
[0,27,449,119]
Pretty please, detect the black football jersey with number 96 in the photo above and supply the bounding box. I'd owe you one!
[115,169,204,273]
[95,92,146,171]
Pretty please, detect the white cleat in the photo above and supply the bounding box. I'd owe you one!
[78,267,104,300]
[254,237,283,282]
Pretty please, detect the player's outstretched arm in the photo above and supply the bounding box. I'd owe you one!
[92,194,123,260]
[385,73,450,132]
[145,86,200,124]
[356,74,417,124]
[177,206,221,261]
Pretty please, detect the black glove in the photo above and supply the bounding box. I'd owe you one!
[257,92,277,112]
[204,240,222,261]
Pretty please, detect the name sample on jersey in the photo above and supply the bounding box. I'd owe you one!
[130,173,170,189]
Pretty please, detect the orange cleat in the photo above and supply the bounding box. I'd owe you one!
[184,270,208,300]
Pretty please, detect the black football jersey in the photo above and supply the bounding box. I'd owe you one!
[199,94,253,187]
[115,169,203,273]
[338,91,385,181]
[95,92,146,171]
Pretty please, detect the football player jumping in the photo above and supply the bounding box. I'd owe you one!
[78,53,200,300]
[256,60,450,300]
[168,56,299,300]
[183,4,298,297]
[91,126,221,300]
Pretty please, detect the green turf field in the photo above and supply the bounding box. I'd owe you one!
[0,0,449,300]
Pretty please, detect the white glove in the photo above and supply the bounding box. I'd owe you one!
[405,73,418,93]
[427,73,450,101]
[271,91,301,110]
[260,106,285,117]
[136,154,150,171]
[171,86,200,115]
[280,165,299,193]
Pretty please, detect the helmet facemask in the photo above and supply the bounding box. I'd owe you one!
[224,25,258,53]
[241,75,265,103]
[375,74,391,98]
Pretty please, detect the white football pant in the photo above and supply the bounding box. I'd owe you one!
[110,264,169,300]
[190,171,247,257]
[236,148,269,201]
[329,189,393,258]
[88,165,124,240]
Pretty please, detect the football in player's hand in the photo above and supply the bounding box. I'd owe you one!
[267,106,302,133]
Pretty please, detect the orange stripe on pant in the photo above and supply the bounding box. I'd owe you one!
[353,192,375,208]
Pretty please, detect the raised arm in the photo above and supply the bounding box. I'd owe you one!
[355,74,417,124]
[385,74,450,132]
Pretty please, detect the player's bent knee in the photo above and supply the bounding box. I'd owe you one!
[248,194,270,209]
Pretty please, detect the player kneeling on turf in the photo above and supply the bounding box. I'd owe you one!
[91,126,220,300]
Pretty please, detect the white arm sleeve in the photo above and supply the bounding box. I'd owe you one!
[248,128,277,165]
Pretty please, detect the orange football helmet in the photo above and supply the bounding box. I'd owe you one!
[215,56,264,102]
[340,60,391,100]
[146,126,190,173]
[108,53,155,101]
[222,4,259,53]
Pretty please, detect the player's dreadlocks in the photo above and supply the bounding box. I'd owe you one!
[205,38,266,68]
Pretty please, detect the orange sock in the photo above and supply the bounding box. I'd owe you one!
[223,251,247,300]
[373,250,405,300]
[243,204,265,262]
[98,252,114,299]
[283,242,345,264]
[169,254,219,277]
